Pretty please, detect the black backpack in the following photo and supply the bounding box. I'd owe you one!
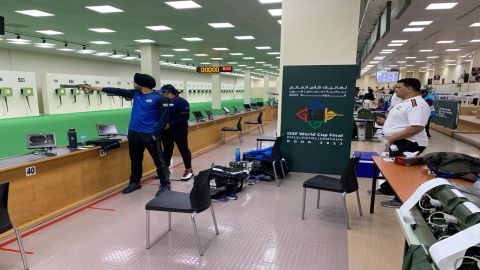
[424,152,480,182]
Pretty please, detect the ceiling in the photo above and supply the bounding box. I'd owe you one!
[360,1,480,76]
[0,0,282,76]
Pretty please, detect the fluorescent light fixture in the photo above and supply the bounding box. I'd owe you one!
[373,56,385,60]
[146,25,172,31]
[235,36,255,40]
[90,41,111,45]
[446,63,457,66]
[397,61,407,63]
[275,56,280,59]
[58,48,76,52]
[173,48,189,51]
[165,1,201,9]
[469,22,480,27]
[161,54,175,57]
[380,51,392,54]
[277,20,282,25]
[436,40,454,43]
[426,3,458,10]
[181,58,193,61]
[227,62,238,64]
[6,38,32,43]
[211,58,223,60]
[419,49,433,52]
[94,52,112,56]
[194,54,208,56]
[391,40,408,43]
[243,57,255,60]
[369,61,379,64]
[389,64,398,67]
[382,49,395,52]
[183,37,203,41]
[406,65,414,67]
[200,62,211,65]
[213,48,229,51]
[259,0,282,3]
[409,21,433,26]
[246,66,255,69]
[15,10,54,17]
[230,53,244,56]
[446,49,461,51]
[444,59,455,62]
[123,57,137,60]
[415,60,426,63]
[35,30,63,35]
[85,5,123,13]
[208,23,235,28]
[470,39,480,42]
[256,46,271,50]
[268,9,282,16]
[34,43,56,48]
[109,54,126,58]
[464,60,472,62]
[403,27,424,32]
[388,43,403,47]
[134,39,155,43]
[77,49,96,54]
[427,56,439,59]
[238,64,247,67]
[255,61,266,64]
[267,52,280,55]
[264,64,272,66]
[88,28,116,33]
[134,50,141,52]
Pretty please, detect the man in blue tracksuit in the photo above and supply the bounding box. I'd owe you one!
[79,73,171,195]
[421,89,436,137]
[158,84,193,181]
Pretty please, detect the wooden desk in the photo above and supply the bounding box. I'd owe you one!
[369,156,472,213]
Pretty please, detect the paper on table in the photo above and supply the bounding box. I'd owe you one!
[429,223,480,270]
[399,178,452,224]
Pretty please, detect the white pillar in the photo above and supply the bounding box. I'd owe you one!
[140,44,161,85]
[244,70,251,104]
[263,73,270,102]
[211,61,221,109]
[469,48,480,81]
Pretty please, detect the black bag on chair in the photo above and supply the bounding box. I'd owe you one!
[424,152,480,182]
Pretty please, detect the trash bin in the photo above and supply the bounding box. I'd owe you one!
[355,121,367,141]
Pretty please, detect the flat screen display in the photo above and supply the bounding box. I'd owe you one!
[26,133,56,149]
[96,124,119,136]
[193,111,204,119]
[243,104,252,110]
[205,110,213,117]
[222,107,230,114]
[376,71,399,83]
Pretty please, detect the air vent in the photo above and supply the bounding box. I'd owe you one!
[424,30,440,41]
[455,5,480,21]
[407,43,419,50]
[5,23,30,28]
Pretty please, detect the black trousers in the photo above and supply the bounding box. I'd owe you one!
[161,125,192,169]
[127,130,170,185]
[379,139,426,196]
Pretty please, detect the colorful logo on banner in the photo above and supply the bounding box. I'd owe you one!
[295,100,342,129]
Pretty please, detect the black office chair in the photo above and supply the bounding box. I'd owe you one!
[301,157,363,230]
[0,182,29,269]
[145,169,219,256]
[244,137,288,186]
[221,116,243,144]
[244,111,264,134]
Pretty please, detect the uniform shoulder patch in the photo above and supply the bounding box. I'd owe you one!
[411,99,417,107]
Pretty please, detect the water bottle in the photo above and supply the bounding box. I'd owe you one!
[67,128,78,149]
[474,178,480,190]
[80,135,87,146]
[235,147,241,161]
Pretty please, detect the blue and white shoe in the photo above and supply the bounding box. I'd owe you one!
[155,184,171,197]
[212,195,229,202]
[226,192,238,200]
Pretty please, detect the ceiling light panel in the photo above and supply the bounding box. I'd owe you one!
[161,54,175,57]
[134,39,155,43]
[391,40,408,43]
[230,53,244,56]
[213,48,229,51]
[470,39,480,42]
[94,52,112,56]
[380,51,392,54]
[427,56,439,59]
[268,9,282,16]
[165,1,202,9]
[183,37,203,41]
[446,49,461,51]
[259,0,282,3]
[419,49,433,52]
[267,52,280,55]
[235,36,255,40]
[194,54,208,56]
[208,23,235,28]
[243,57,255,59]
[256,46,272,50]
[85,5,124,13]
[173,48,189,51]
[387,43,403,47]
[90,41,111,45]
[36,30,63,35]
[88,28,115,33]
[469,22,480,27]
[436,40,454,43]
[181,58,193,61]
[146,25,172,31]
[277,20,282,25]
[425,3,458,10]
[409,21,433,26]
[403,27,424,32]
[15,10,54,17]
[211,58,223,60]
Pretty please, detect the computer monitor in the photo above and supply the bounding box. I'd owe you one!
[192,111,205,121]
[250,103,258,109]
[232,105,240,114]
[26,133,56,149]
[222,107,232,115]
[257,102,264,107]
[243,104,251,111]
[205,110,214,120]
[96,124,119,137]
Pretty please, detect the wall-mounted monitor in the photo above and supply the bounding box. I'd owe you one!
[376,71,399,83]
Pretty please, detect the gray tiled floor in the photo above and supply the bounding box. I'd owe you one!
[0,121,348,270]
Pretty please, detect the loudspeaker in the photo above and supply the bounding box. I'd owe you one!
[0,16,4,35]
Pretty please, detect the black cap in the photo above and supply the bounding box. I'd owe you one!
[134,73,156,89]
[160,84,180,95]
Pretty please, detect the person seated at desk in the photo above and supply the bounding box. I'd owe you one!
[373,78,431,208]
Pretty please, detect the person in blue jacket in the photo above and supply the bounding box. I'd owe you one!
[79,73,171,195]
[159,84,194,181]
[421,89,436,137]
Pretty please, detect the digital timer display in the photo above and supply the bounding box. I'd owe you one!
[196,66,233,73]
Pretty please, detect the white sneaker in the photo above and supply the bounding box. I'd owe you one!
[181,169,194,181]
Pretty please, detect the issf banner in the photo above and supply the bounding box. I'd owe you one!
[280,65,356,174]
